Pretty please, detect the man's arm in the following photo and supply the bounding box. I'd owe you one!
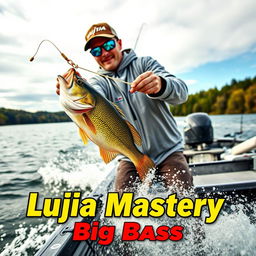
[131,57,188,105]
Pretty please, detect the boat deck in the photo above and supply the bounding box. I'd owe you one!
[194,170,256,187]
[191,157,256,194]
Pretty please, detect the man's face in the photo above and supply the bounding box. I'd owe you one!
[89,37,123,71]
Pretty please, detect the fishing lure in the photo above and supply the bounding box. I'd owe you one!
[29,39,132,86]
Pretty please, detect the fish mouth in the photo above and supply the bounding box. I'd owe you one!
[58,69,95,113]
[58,73,88,103]
[69,107,94,114]
[57,68,77,89]
[58,74,73,90]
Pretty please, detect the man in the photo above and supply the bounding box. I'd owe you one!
[57,22,193,193]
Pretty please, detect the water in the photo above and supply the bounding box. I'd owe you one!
[0,114,255,255]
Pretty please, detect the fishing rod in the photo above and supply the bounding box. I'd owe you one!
[134,23,146,51]
[224,113,244,139]
[239,114,243,134]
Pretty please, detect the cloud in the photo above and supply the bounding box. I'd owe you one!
[0,0,256,112]
[0,51,29,74]
[0,34,21,46]
[0,2,27,20]
[0,63,22,74]
[0,50,63,81]
[135,0,256,73]
[6,93,57,102]
[29,76,54,84]
[0,88,14,93]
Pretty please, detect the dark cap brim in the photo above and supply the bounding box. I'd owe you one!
[84,34,116,51]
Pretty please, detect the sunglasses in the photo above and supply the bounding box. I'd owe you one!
[90,39,116,57]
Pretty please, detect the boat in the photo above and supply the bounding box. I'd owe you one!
[35,113,256,256]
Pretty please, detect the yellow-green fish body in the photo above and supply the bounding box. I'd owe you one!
[58,68,155,180]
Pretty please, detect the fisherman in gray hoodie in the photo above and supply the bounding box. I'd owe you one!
[57,22,193,193]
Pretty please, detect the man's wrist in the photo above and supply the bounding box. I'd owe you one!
[148,76,167,97]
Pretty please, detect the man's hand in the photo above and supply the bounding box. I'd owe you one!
[56,68,82,95]
[130,71,162,94]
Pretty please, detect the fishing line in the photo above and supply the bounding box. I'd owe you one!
[29,39,132,85]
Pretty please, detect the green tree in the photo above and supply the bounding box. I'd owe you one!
[0,113,8,125]
[226,89,245,114]
[212,94,227,114]
[244,84,256,113]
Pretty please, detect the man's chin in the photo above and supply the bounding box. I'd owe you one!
[102,62,116,71]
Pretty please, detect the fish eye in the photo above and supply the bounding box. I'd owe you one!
[77,79,83,85]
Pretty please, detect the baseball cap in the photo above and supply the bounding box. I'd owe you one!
[84,22,118,51]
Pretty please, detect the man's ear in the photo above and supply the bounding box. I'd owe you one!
[117,39,122,50]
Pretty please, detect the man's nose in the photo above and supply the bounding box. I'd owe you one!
[101,48,109,56]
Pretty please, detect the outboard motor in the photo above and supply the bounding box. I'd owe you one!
[184,112,213,147]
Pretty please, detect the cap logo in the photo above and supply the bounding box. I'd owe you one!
[87,26,107,39]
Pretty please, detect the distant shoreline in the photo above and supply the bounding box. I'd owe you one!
[0,108,71,126]
[0,107,254,126]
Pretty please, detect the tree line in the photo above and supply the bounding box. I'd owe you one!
[0,108,71,125]
[170,76,256,116]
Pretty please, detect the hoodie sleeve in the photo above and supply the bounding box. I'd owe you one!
[141,56,188,105]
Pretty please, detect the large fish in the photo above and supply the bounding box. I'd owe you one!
[57,68,155,181]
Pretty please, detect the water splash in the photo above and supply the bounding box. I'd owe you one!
[0,219,55,256]
[0,145,115,255]
[99,180,256,256]
[38,146,114,193]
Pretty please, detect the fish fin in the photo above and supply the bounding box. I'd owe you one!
[82,114,96,134]
[112,103,126,118]
[135,155,155,181]
[99,148,119,164]
[79,128,89,144]
[125,120,142,146]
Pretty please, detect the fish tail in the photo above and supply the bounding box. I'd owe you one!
[135,155,155,181]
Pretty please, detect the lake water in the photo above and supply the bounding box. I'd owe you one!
[0,114,256,255]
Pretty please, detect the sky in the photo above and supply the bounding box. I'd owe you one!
[0,0,256,112]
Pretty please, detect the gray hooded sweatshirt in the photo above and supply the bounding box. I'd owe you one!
[89,49,188,165]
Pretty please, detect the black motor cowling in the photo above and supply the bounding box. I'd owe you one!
[184,113,213,146]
